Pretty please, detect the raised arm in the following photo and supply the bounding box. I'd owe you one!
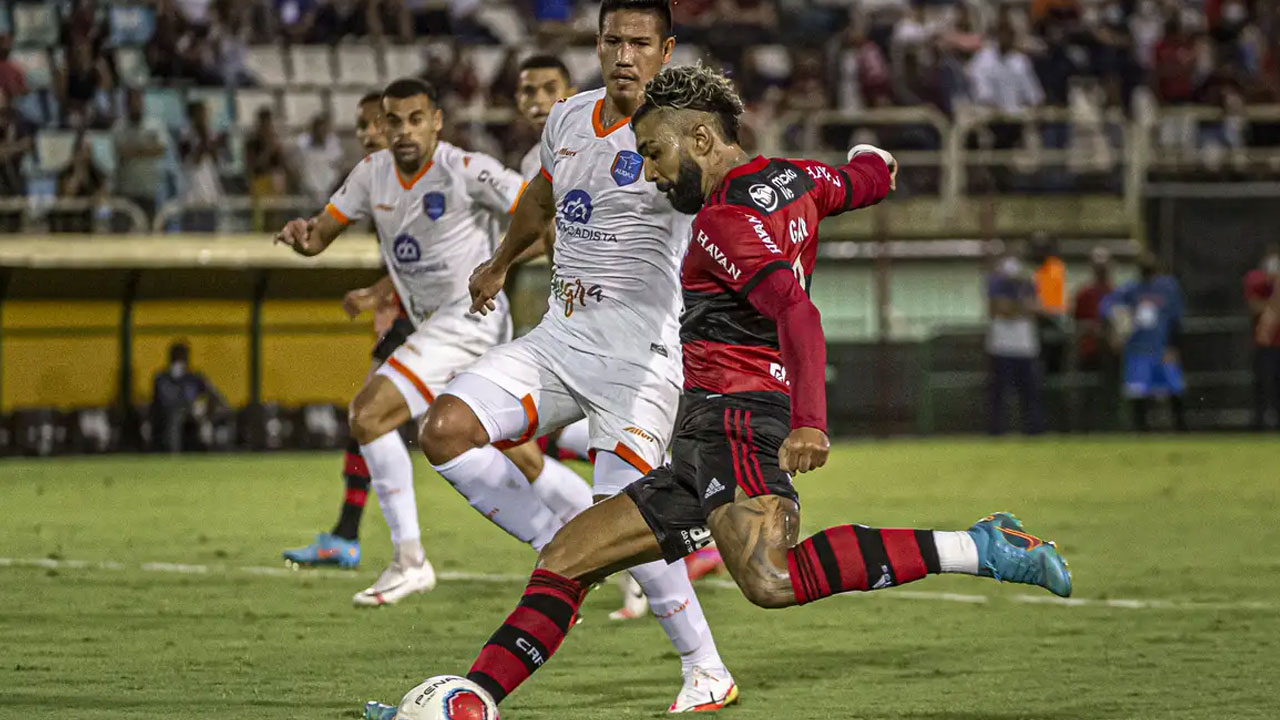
[274,206,346,257]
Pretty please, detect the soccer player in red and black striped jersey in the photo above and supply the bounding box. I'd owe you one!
[388,65,1073,712]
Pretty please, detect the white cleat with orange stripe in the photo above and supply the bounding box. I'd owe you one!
[668,666,739,713]
[351,558,436,607]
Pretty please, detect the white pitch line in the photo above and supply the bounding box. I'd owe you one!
[1,556,1272,613]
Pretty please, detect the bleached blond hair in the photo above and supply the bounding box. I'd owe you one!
[633,64,745,143]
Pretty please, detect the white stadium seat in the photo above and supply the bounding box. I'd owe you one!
[748,45,793,82]
[465,46,507,91]
[114,47,150,87]
[143,88,187,130]
[289,45,334,87]
[335,44,382,88]
[12,3,59,47]
[235,89,279,130]
[329,89,371,127]
[11,49,51,89]
[282,90,327,130]
[383,45,425,80]
[36,131,76,173]
[244,45,288,87]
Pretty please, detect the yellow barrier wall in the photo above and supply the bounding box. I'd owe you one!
[1,301,120,409]
[3,299,379,411]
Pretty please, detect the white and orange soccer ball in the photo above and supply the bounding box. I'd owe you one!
[395,676,499,720]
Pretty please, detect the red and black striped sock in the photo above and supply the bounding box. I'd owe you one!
[468,569,586,704]
[331,439,370,541]
[787,525,942,605]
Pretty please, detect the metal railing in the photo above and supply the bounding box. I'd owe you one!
[10,103,1280,237]
[0,196,150,234]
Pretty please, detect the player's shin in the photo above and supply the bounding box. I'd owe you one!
[467,494,664,704]
[785,525,946,605]
[333,438,371,541]
[359,430,422,560]
[628,559,726,675]
[432,445,562,550]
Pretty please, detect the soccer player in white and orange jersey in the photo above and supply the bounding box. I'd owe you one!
[275,78,593,607]
[417,1,736,711]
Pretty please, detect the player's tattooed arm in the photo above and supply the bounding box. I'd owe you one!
[274,209,345,257]
[708,494,801,608]
[470,173,556,314]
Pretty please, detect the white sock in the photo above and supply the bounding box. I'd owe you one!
[628,559,725,675]
[433,446,563,551]
[933,530,979,574]
[361,430,420,547]
[530,457,593,524]
[556,419,591,460]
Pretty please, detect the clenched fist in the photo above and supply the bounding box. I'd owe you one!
[274,217,322,256]
[469,258,508,315]
[778,427,830,475]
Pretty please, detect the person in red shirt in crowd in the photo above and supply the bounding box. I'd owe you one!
[1244,244,1280,430]
[1072,247,1118,431]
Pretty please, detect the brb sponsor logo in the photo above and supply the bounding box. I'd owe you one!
[393,233,421,263]
[556,189,618,243]
[559,189,593,224]
[611,150,644,186]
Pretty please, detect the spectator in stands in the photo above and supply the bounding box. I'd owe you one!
[212,2,253,87]
[0,91,34,233]
[1153,14,1207,106]
[968,22,1044,147]
[986,245,1045,435]
[61,0,109,52]
[51,134,107,234]
[1245,244,1280,429]
[114,88,171,223]
[148,0,187,82]
[0,35,27,100]
[294,113,342,204]
[56,39,115,129]
[276,0,321,43]
[1073,246,1118,432]
[150,341,227,454]
[178,101,227,231]
[1030,232,1067,375]
[245,107,290,232]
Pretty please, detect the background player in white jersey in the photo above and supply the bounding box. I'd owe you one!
[274,78,592,607]
[418,1,737,711]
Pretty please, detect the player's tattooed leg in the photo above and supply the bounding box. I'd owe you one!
[538,493,665,585]
[707,493,801,608]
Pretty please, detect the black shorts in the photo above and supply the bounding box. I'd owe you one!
[371,317,415,362]
[624,390,800,563]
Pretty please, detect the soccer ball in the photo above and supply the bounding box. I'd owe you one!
[394,675,499,720]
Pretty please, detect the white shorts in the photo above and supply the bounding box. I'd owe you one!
[376,298,512,418]
[443,323,681,481]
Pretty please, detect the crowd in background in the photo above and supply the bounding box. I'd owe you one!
[2,0,1280,226]
[984,237,1280,434]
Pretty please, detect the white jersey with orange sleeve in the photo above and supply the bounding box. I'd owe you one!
[536,88,693,367]
[443,89,693,475]
[324,142,526,418]
[326,142,526,326]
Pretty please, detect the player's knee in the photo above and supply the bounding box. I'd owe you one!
[735,570,794,609]
[419,395,488,465]
[348,396,389,445]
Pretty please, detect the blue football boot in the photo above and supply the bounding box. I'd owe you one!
[363,701,397,720]
[968,512,1072,597]
[282,532,360,569]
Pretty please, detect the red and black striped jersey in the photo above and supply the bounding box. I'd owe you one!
[680,154,892,397]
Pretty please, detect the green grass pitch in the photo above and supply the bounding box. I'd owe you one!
[2,437,1278,719]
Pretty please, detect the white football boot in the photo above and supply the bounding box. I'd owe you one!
[668,666,739,713]
[352,542,436,607]
[607,572,649,620]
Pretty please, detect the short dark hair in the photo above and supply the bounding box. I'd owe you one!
[598,0,672,38]
[358,91,382,106]
[632,64,744,144]
[382,77,440,106]
[518,54,571,85]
